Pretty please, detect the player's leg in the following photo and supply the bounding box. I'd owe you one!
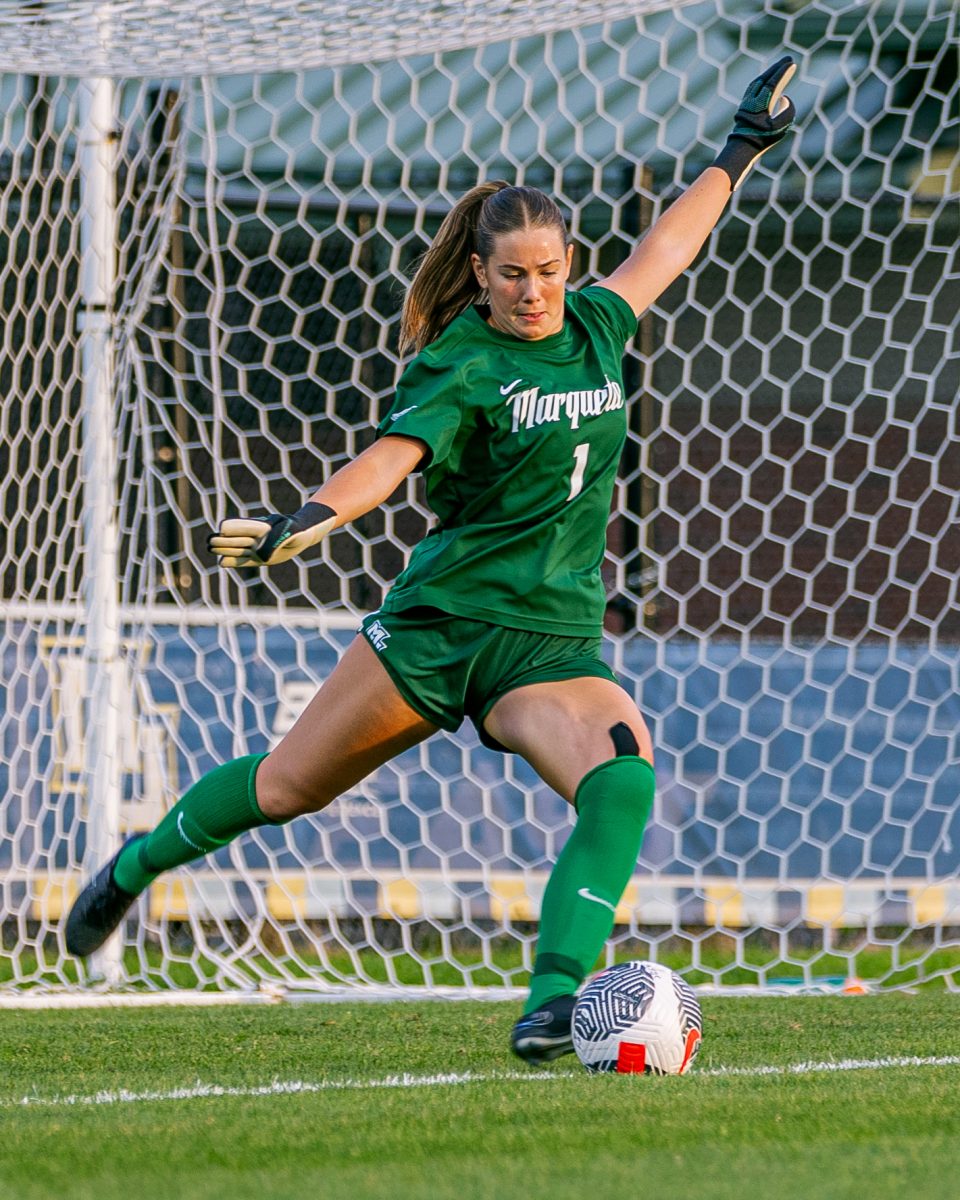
[117,635,438,886]
[483,677,655,1061]
[65,637,438,956]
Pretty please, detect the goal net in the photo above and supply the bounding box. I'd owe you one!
[1,0,957,1000]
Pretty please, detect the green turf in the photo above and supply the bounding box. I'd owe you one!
[2,994,959,1200]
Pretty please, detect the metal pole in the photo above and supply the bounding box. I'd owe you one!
[77,67,124,986]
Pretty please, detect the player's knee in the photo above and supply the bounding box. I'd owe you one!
[255,753,336,821]
[608,718,654,766]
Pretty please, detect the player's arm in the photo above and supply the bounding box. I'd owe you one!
[600,56,797,318]
[208,434,426,568]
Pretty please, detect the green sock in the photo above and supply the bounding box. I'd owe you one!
[524,756,655,1015]
[113,753,276,894]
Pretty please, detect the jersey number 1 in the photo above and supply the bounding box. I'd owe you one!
[567,443,590,501]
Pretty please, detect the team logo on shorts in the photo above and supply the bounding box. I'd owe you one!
[366,620,391,652]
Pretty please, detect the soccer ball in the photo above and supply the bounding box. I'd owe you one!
[572,960,702,1075]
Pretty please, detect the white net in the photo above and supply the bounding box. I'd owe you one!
[0,0,701,76]
[1,0,958,998]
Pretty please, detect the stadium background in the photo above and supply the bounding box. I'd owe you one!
[0,0,957,990]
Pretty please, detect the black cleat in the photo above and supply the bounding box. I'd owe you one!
[65,836,146,957]
[510,994,577,1065]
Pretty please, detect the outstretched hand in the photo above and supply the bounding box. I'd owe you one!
[714,56,798,191]
[208,502,337,568]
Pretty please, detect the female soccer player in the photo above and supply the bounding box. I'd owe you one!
[67,58,796,1063]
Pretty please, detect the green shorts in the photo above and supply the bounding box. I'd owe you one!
[359,606,620,751]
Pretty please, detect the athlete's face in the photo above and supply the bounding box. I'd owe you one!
[471,227,574,341]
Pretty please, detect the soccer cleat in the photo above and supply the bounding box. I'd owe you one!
[64,836,146,957]
[510,994,577,1065]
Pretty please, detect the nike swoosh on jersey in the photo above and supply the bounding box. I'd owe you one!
[390,405,418,421]
[499,378,524,395]
[577,887,617,913]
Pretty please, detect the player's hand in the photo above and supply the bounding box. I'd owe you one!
[207,502,337,568]
[713,56,797,191]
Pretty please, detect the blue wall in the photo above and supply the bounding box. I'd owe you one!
[3,622,957,882]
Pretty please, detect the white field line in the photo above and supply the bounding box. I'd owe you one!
[696,1054,960,1079]
[4,1055,960,1111]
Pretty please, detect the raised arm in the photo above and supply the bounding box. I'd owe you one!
[599,167,732,317]
[208,434,426,568]
[599,56,797,318]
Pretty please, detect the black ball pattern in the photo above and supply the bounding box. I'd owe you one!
[572,960,702,1075]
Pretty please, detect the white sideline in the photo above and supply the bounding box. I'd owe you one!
[5,1056,959,1111]
[697,1054,960,1079]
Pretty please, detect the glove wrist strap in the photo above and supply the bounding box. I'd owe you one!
[712,135,765,192]
[291,501,337,531]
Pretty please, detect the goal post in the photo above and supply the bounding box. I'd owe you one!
[0,0,957,1000]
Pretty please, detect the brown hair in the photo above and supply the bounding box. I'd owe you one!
[399,182,570,355]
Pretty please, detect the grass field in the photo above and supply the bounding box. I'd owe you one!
[2,994,959,1200]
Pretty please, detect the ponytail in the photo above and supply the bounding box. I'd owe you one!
[399,181,508,356]
[399,181,569,355]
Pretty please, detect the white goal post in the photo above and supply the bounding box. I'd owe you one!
[0,0,957,1000]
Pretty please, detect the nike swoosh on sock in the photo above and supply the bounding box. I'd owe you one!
[176,812,206,853]
[577,887,617,913]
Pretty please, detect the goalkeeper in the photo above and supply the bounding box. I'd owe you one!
[67,58,797,1063]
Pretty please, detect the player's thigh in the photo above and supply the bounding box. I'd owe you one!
[483,676,653,804]
[257,635,438,819]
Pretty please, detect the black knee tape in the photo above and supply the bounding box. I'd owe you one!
[609,721,639,758]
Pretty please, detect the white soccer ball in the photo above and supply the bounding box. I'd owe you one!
[572,960,703,1075]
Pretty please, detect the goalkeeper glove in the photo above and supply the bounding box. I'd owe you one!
[207,501,337,568]
[713,55,797,191]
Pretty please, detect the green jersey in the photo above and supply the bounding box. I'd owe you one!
[377,285,638,637]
